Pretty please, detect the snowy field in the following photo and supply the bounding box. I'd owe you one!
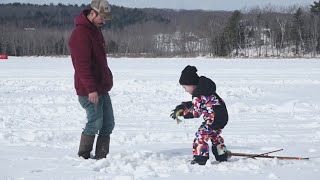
[0,56,320,180]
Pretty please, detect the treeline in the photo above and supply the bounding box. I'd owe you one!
[0,2,319,57]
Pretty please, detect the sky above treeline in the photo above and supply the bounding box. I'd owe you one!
[1,0,316,11]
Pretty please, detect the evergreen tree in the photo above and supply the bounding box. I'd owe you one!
[255,12,263,57]
[223,10,241,56]
[292,8,304,55]
[311,0,320,15]
[310,1,320,54]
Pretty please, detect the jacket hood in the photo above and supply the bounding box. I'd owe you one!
[192,76,216,97]
[74,10,95,29]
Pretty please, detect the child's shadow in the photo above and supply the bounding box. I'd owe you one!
[159,148,191,157]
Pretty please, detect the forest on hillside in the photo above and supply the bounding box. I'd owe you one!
[0,1,319,57]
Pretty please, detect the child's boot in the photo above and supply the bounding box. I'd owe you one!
[212,144,228,162]
[190,156,208,165]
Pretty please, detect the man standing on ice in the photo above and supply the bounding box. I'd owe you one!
[68,0,115,160]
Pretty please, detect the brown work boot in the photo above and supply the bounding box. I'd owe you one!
[78,133,95,159]
[95,135,110,160]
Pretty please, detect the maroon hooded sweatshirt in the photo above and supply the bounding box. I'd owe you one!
[69,10,113,96]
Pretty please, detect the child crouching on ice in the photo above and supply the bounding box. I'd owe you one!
[171,65,229,165]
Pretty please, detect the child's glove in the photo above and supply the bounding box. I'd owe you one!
[183,101,193,109]
[170,101,193,124]
[170,109,184,124]
[183,111,194,119]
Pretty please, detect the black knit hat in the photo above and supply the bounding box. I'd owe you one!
[179,65,200,85]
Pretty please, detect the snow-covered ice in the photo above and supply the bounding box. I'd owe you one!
[0,57,320,180]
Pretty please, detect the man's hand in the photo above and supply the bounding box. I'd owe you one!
[88,91,99,104]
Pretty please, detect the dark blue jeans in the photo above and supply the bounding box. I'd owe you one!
[78,93,115,136]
